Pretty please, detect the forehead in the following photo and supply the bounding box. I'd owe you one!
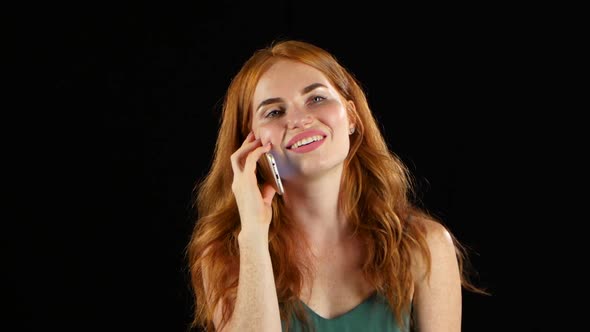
[253,60,334,103]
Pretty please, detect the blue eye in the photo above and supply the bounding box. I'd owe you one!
[311,96,326,103]
[265,109,283,118]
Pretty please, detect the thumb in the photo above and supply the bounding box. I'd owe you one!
[261,183,277,205]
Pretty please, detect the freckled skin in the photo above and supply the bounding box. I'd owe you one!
[251,60,353,181]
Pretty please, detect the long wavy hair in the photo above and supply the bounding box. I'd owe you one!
[187,39,484,332]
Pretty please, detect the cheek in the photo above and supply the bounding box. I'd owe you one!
[252,119,274,144]
[323,105,349,131]
[257,126,276,146]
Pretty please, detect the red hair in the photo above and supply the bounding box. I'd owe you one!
[187,40,482,331]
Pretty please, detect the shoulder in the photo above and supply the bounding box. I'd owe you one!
[408,216,463,330]
[410,216,458,282]
[415,217,455,250]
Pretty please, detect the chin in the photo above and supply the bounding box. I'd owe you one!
[297,158,346,178]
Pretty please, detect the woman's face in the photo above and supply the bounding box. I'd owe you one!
[251,59,354,181]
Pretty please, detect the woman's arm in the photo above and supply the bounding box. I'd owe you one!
[412,219,462,332]
[203,134,281,332]
[203,230,281,332]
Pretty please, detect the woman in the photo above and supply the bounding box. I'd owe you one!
[187,39,485,332]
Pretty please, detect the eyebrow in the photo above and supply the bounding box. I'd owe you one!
[256,83,328,113]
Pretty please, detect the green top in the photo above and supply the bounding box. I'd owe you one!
[282,292,409,332]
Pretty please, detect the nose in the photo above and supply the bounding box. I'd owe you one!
[286,107,313,130]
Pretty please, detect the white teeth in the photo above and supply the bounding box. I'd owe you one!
[290,135,324,149]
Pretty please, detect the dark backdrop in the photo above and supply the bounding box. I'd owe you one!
[11,1,558,331]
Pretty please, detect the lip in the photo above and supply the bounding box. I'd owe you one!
[286,129,328,149]
[289,138,325,153]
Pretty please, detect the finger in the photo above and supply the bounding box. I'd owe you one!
[244,142,272,174]
[230,149,242,173]
[241,131,255,145]
[234,132,264,161]
[261,183,277,206]
[231,136,261,171]
[232,132,256,161]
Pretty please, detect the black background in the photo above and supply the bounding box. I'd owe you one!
[10,1,561,331]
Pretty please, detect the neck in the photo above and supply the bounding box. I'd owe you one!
[282,165,352,246]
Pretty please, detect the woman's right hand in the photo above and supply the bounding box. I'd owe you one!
[230,132,277,234]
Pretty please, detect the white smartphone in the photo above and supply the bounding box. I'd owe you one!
[265,152,284,195]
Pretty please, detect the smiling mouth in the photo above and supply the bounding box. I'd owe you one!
[288,135,326,149]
